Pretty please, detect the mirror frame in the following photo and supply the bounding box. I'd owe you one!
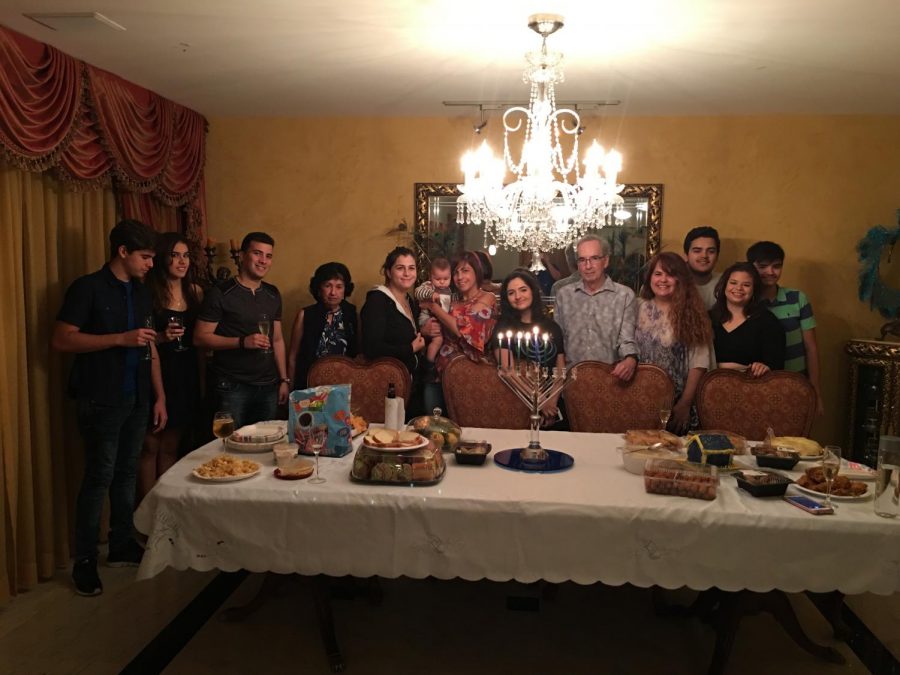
[413,182,664,281]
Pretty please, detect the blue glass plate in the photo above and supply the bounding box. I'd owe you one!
[493,448,575,473]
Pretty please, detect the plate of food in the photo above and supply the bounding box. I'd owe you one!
[192,455,261,482]
[362,429,428,452]
[274,457,315,480]
[622,429,684,452]
[794,466,870,500]
[772,436,823,461]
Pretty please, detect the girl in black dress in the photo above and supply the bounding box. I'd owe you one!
[287,262,358,389]
[710,262,785,376]
[139,232,203,500]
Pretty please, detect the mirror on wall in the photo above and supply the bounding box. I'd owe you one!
[413,183,663,293]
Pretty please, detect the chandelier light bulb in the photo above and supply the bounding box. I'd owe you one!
[488,244,497,255]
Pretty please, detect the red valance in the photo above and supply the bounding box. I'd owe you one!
[0,25,207,208]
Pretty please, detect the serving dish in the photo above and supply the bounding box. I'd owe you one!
[454,440,493,465]
[793,484,871,502]
[735,470,792,497]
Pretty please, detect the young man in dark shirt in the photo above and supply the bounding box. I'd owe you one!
[195,232,290,428]
[52,219,167,596]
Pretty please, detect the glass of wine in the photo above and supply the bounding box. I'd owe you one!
[170,314,188,352]
[142,315,154,361]
[258,313,272,354]
[821,445,842,509]
[659,401,672,430]
[308,425,328,484]
[212,411,235,450]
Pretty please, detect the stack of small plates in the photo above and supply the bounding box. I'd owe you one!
[225,421,287,453]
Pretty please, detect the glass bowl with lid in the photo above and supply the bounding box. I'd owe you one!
[407,408,462,453]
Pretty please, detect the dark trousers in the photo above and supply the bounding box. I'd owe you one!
[74,395,148,561]
[212,376,278,429]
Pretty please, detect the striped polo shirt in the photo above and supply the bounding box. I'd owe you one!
[763,286,816,373]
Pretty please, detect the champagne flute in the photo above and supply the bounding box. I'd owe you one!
[213,411,235,450]
[258,313,272,354]
[142,315,154,361]
[309,426,327,484]
[170,314,188,352]
[659,399,672,430]
[821,445,842,510]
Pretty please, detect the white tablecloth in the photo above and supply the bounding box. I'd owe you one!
[134,429,900,595]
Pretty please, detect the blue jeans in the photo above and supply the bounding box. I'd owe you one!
[422,382,446,417]
[74,395,148,561]
[213,376,278,429]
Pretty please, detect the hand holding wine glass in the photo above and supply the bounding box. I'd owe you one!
[821,445,841,510]
[169,314,188,352]
[258,313,272,354]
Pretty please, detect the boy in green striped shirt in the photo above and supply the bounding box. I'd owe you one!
[747,241,823,415]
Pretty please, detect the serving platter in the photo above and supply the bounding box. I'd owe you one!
[225,435,287,453]
[361,437,429,453]
[192,467,261,482]
[793,484,871,502]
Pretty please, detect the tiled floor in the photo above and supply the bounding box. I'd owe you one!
[1,560,897,674]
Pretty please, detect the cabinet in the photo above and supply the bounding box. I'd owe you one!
[845,339,900,464]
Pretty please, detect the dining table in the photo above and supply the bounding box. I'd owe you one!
[134,427,900,672]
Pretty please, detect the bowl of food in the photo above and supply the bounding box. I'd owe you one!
[735,469,792,497]
[751,445,800,470]
[408,408,461,453]
[454,440,492,465]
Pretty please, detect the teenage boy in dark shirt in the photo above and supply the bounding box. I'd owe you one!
[683,226,721,309]
[52,219,167,596]
[195,232,290,428]
[747,240,823,415]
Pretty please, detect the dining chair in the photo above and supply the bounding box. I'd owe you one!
[695,369,816,440]
[566,361,676,433]
[441,356,531,429]
[307,355,411,424]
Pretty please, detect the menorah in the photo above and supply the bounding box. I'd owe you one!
[496,326,575,464]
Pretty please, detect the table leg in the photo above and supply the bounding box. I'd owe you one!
[807,591,852,641]
[763,591,845,664]
[222,571,283,622]
[707,592,741,675]
[314,575,345,672]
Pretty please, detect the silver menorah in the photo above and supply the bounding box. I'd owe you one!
[496,327,575,462]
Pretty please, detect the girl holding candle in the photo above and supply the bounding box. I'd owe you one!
[635,252,713,433]
[494,268,566,425]
[421,250,497,412]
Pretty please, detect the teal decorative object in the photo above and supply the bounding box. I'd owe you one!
[857,211,900,320]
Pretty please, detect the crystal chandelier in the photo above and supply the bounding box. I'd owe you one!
[456,14,627,272]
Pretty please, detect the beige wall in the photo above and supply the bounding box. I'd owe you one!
[205,114,900,444]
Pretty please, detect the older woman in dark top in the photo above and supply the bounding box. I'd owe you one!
[287,262,358,389]
[361,246,425,374]
[711,262,785,376]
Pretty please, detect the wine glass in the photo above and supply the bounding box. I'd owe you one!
[142,315,154,361]
[309,426,328,484]
[170,314,188,352]
[212,411,235,450]
[821,445,842,510]
[658,402,672,430]
[258,313,272,354]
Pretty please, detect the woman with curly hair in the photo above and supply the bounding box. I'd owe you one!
[710,262,785,377]
[287,261,358,389]
[635,252,713,433]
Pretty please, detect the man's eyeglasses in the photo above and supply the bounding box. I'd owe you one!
[576,255,607,267]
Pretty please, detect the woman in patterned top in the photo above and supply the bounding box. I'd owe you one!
[635,252,713,433]
[287,262,358,389]
[420,250,497,411]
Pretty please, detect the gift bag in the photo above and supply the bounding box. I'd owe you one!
[289,384,353,457]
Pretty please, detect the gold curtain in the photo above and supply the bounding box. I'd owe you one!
[0,163,174,602]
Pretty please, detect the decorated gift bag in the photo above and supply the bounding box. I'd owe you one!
[289,384,353,457]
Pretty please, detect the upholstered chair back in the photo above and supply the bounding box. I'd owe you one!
[307,356,411,423]
[696,369,816,440]
[442,356,531,429]
[566,361,675,433]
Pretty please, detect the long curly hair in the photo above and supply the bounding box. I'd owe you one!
[146,232,202,313]
[499,268,546,323]
[710,262,766,324]
[639,252,711,347]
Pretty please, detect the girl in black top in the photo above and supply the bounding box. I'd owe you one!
[361,247,425,374]
[494,268,565,425]
[287,262,358,389]
[710,262,785,376]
